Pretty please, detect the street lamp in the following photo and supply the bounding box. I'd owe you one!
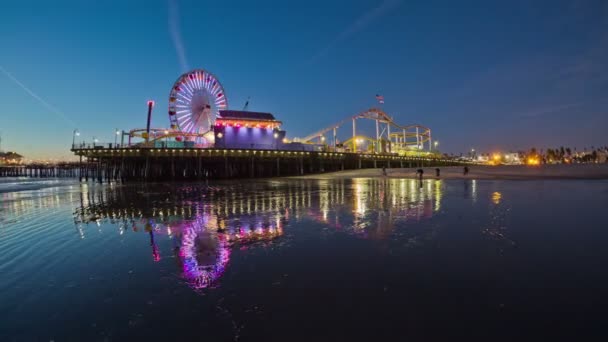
[434,141,439,148]
[93,137,99,146]
[273,131,279,150]
[114,128,120,146]
[72,129,80,147]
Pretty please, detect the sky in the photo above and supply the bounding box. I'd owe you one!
[1,0,607,160]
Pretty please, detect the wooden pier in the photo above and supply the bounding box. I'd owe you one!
[1,147,468,182]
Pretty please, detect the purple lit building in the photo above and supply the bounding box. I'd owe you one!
[213,110,318,151]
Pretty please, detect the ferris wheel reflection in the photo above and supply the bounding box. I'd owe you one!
[73,178,443,290]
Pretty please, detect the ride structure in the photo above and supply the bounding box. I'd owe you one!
[298,108,433,157]
[168,69,228,143]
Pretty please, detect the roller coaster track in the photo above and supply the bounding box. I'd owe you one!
[300,108,431,145]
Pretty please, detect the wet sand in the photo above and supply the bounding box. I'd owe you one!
[290,163,608,180]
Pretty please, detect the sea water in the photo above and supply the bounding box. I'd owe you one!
[1,178,607,341]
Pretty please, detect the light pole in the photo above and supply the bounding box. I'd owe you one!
[114,128,120,147]
[93,137,99,147]
[72,129,80,147]
[434,141,439,150]
[273,131,279,150]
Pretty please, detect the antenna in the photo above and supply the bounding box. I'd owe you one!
[242,96,250,111]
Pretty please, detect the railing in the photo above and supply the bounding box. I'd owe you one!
[72,143,129,150]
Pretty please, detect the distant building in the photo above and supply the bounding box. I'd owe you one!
[0,152,24,165]
[504,153,522,165]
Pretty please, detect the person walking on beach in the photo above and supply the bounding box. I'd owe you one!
[382,166,387,176]
[463,166,469,176]
[435,168,440,177]
[417,168,424,180]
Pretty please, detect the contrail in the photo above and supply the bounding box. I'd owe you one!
[0,65,76,126]
[310,0,402,63]
[168,0,189,72]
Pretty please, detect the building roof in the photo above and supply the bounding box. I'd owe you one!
[0,151,23,159]
[219,110,277,121]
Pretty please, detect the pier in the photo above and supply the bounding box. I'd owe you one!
[64,146,466,182]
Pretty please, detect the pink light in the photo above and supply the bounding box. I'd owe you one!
[147,100,155,107]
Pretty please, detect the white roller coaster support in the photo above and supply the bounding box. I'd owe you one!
[333,127,337,150]
[387,123,391,146]
[352,118,356,152]
[375,120,379,153]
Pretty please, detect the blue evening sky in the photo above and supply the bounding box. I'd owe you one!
[1,0,607,159]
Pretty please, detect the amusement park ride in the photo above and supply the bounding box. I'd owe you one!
[124,68,435,157]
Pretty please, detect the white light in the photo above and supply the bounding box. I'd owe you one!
[75,132,80,136]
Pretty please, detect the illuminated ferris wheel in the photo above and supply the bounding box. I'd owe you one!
[168,69,228,135]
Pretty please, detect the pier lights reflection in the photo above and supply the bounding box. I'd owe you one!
[350,178,443,238]
[72,179,445,289]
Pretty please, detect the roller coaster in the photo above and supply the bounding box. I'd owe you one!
[297,108,434,156]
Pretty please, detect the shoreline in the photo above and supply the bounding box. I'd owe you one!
[288,164,608,180]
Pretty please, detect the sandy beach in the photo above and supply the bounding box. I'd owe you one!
[290,163,608,180]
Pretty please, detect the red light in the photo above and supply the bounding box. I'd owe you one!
[147,100,155,107]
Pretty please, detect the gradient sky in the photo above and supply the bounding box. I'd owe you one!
[1,0,607,160]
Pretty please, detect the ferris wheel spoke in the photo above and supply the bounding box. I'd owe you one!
[189,79,199,91]
[177,92,191,101]
[182,81,194,94]
[177,112,192,121]
[182,86,193,97]
[183,121,195,132]
[183,79,195,93]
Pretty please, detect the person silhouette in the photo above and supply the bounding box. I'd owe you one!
[435,168,440,177]
[463,166,469,176]
[416,168,424,180]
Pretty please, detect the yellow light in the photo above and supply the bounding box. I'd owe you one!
[527,157,539,166]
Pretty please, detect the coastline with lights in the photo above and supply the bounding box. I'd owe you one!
[290,164,608,180]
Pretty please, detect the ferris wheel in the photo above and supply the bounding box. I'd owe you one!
[168,69,228,136]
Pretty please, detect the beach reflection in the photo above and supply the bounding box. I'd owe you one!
[71,179,443,290]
